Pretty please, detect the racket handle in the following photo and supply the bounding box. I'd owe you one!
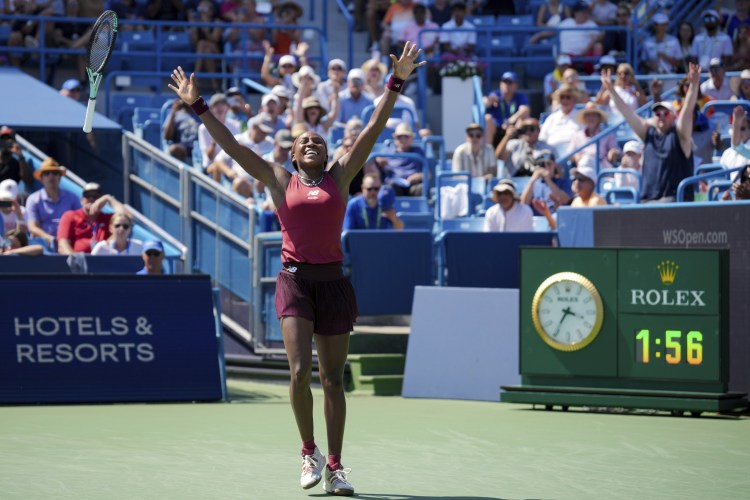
[83,98,96,133]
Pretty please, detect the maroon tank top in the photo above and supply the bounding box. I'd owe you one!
[277,172,346,264]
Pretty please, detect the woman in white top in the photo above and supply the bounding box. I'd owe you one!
[594,63,647,121]
[91,213,143,256]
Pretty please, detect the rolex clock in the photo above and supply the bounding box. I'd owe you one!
[531,272,604,352]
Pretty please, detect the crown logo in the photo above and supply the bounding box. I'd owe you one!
[657,260,679,285]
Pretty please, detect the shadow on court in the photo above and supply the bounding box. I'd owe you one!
[226,387,287,404]
[308,495,522,500]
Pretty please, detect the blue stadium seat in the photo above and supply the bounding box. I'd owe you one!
[522,43,556,80]
[604,187,639,204]
[707,180,733,201]
[132,107,161,134]
[466,15,496,28]
[159,31,193,72]
[704,100,750,139]
[439,217,485,232]
[695,163,725,177]
[110,93,153,130]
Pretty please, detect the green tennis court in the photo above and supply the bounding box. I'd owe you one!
[1,378,747,500]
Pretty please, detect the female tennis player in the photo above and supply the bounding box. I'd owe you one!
[169,42,425,496]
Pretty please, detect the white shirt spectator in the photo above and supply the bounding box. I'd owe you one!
[438,19,477,52]
[216,132,274,180]
[641,35,682,74]
[198,119,240,169]
[91,239,144,256]
[700,78,734,101]
[451,142,497,178]
[539,109,583,159]
[690,32,733,68]
[483,200,534,232]
[590,0,617,25]
[559,18,600,55]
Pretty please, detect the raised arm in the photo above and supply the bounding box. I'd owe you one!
[333,42,426,186]
[600,68,648,140]
[168,67,284,192]
[675,63,700,156]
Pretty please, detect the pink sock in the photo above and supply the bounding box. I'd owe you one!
[301,439,317,456]
[327,454,342,471]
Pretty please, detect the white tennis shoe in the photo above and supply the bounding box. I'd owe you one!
[323,466,354,496]
[300,447,325,489]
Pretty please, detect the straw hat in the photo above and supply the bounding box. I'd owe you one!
[576,102,609,125]
[291,66,321,88]
[393,123,415,137]
[34,157,67,181]
[552,83,581,101]
[302,96,325,112]
[361,58,388,79]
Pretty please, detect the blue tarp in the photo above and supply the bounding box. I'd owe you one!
[0,67,120,130]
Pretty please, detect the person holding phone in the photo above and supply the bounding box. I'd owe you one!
[168,41,425,497]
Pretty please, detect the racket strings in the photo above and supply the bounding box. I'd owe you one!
[88,20,115,71]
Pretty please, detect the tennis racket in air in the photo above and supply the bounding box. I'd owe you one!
[83,10,118,133]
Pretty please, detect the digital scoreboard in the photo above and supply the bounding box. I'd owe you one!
[501,248,747,415]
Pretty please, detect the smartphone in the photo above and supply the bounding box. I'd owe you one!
[0,200,12,208]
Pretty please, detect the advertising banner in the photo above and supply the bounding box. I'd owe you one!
[0,275,225,404]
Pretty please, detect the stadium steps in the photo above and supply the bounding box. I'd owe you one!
[347,329,409,396]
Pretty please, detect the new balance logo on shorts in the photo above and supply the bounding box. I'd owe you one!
[286,266,298,273]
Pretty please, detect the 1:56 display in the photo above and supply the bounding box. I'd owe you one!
[634,330,703,365]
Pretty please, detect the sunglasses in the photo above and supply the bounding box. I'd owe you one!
[113,223,130,229]
[468,132,482,138]
[654,109,671,118]
[42,171,61,176]
[364,187,380,192]
[145,251,162,257]
[559,94,573,100]
[83,193,100,200]
[395,135,412,140]
[523,126,540,132]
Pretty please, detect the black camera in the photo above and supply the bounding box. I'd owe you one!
[0,200,12,208]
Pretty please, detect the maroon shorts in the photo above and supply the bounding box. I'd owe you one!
[275,262,359,335]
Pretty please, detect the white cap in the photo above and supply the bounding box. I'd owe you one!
[271,85,292,100]
[0,179,18,201]
[652,13,669,24]
[347,68,365,81]
[557,54,572,66]
[571,156,597,181]
[278,54,297,67]
[623,140,644,155]
[261,93,280,106]
[328,58,347,71]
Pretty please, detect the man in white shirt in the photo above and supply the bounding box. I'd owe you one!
[700,58,734,100]
[559,2,601,57]
[641,13,682,74]
[483,179,534,232]
[690,9,733,68]
[439,1,476,56]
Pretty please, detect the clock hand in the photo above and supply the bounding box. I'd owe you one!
[553,309,572,338]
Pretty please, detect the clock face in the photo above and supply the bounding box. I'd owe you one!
[532,272,604,352]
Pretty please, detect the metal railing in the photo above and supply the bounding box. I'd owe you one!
[121,131,262,346]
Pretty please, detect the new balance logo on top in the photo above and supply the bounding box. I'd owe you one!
[307,189,320,200]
